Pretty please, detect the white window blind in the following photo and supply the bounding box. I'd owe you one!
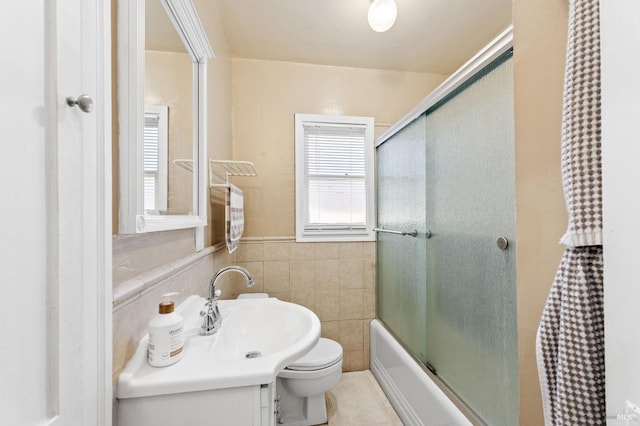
[304,123,367,227]
[295,114,375,242]
[143,106,168,213]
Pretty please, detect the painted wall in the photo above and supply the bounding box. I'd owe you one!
[513,0,568,424]
[231,58,448,237]
[601,0,640,419]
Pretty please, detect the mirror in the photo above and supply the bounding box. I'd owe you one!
[144,0,193,215]
[118,0,214,234]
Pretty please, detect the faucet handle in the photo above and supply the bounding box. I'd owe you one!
[213,289,222,300]
[200,299,213,316]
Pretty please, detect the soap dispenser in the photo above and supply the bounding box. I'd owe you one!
[148,292,184,367]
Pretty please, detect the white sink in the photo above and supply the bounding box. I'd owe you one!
[117,295,321,399]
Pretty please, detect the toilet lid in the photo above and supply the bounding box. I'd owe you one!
[287,338,343,371]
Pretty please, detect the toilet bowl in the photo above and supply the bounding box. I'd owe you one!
[236,293,343,425]
[276,337,343,426]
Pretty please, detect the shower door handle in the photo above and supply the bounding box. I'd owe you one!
[496,236,509,250]
[374,227,431,238]
[374,227,418,237]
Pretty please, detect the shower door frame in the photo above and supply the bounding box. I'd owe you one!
[374,25,515,425]
[376,26,513,149]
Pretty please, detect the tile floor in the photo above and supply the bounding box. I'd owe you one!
[320,370,403,426]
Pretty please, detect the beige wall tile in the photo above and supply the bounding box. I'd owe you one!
[364,320,371,370]
[321,321,340,342]
[339,242,363,259]
[339,258,363,289]
[315,259,340,290]
[339,289,363,320]
[214,274,236,299]
[290,259,315,292]
[290,288,316,312]
[345,350,364,372]
[342,351,351,372]
[364,320,371,345]
[236,242,264,262]
[363,241,376,260]
[316,288,340,321]
[264,241,290,261]
[363,258,375,289]
[236,261,264,295]
[112,300,142,385]
[340,319,364,351]
[237,281,266,296]
[270,292,291,302]
[363,288,376,319]
[315,243,341,259]
[264,260,290,293]
[290,242,315,260]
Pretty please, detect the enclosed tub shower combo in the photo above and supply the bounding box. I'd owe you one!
[371,27,518,426]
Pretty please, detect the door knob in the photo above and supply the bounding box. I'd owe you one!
[66,94,94,113]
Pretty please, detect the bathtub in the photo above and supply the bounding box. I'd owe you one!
[369,320,473,426]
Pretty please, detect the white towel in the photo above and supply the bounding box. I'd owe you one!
[225,184,244,253]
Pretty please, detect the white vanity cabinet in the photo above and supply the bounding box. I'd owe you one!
[117,382,277,426]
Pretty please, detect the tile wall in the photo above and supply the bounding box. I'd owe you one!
[112,238,376,385]
[233,239,376,372]
[112,246,235,385]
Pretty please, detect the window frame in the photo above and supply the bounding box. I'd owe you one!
[295,113,376,242]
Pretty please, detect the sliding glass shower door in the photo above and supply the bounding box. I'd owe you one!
[376,54,518,426]
[424,56,517,426]
[376,115,428,363]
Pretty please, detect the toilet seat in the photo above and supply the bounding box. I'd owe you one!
[286,338,343,371]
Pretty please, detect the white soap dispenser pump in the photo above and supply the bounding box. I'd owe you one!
[148,292,184,367]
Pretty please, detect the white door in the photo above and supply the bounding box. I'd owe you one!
[601,0,640,420]
[0,1,111,425]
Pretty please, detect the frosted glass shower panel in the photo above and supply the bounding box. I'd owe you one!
[376,115,428,362]
[424,57,518,426]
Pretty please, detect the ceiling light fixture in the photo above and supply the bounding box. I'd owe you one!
[367,0,398,33]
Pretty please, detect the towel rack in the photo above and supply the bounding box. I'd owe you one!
[374,227,431,238]
[172,158,194,172]
[172,159,258,188]
[209,160,257,188]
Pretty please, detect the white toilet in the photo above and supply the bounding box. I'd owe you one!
[276,337,343,425]
[237,293,343,425]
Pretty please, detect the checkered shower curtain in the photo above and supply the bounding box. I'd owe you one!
[536,0,605,424]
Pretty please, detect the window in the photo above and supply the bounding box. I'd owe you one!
[143,105,168,213]
[295,114,375,242]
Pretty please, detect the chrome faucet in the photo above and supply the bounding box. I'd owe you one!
[200,266,255,335]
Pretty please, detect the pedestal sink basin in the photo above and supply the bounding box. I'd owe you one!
[117,295,321,399]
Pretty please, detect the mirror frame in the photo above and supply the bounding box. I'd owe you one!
[118,0,214,234]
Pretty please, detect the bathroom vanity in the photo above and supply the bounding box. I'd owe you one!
[118,382,277,425]
[116,296,320,426]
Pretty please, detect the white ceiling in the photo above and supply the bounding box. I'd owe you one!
[215,0,513,74]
